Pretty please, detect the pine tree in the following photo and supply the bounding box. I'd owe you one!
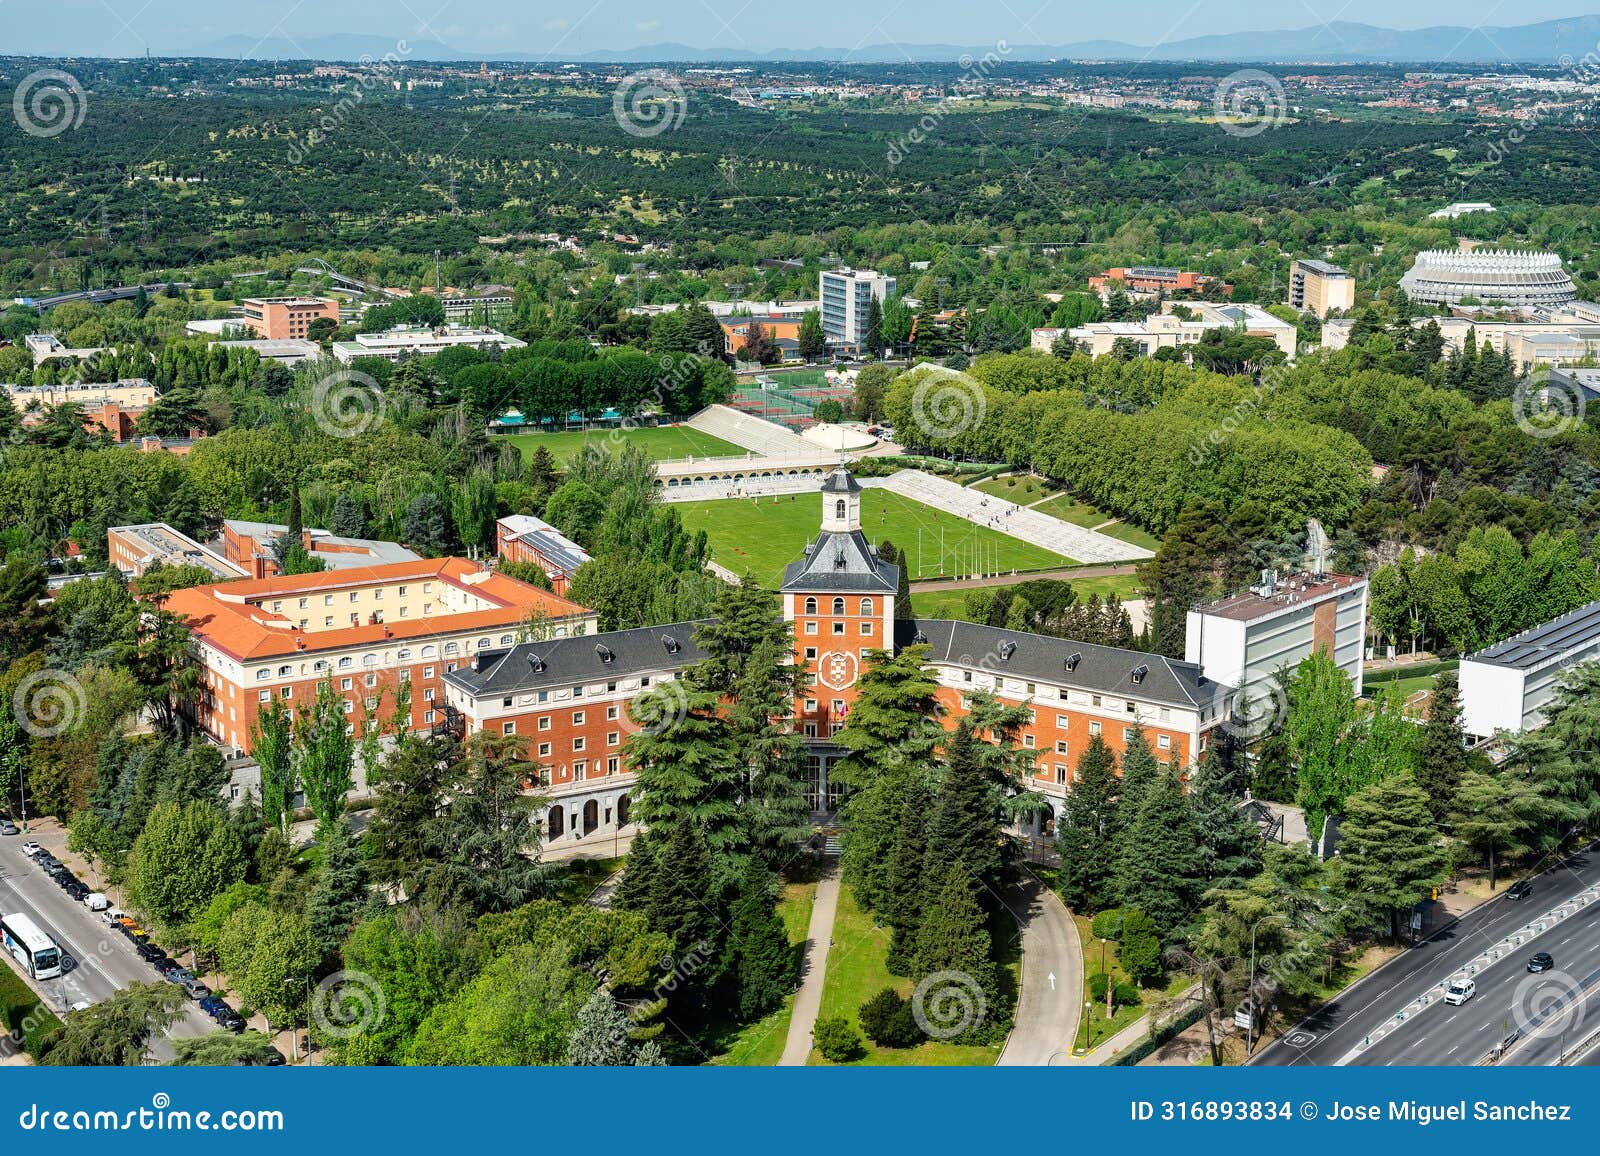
[797,308,827,362]
[328,492,365,538]
[567,988,636,1066]
[921,720,1003,908]
[1116,724,1161,821]
[1112,768,1204,945]
[911,866,997,1040]
[877,540,912,617]
[883,777,933,974]
[864,295,883,355]
[645,819,724,964]
[1336,775,1450,939]
[1186,750,1261,889]
[1056,734,1119,912]
[613,829,661,914]
[625,681,743,855]
[1415,672,1470,823]
[306,822,369,963]
[1453,764,1549,889]
[729,859,798,1019]
[832,645,944,913]
[634,1040,667,1065]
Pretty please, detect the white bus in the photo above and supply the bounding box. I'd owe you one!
[1,912,62,980]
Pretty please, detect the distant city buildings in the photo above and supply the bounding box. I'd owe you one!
[1042,302,1297,360]
[331,325,526,363]
[1399,249,1577,309]
[107,523,248,581]
[1288,259,1356,318]
[238,297,339,340]
[1429,201,1496,219]
[440,289,515,325]
[220,519,422,579]
[7,379,161,444]
[819,268,896,350]
[1088,266,1230,299]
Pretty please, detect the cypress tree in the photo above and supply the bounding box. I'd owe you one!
[883,777,933,974]
[646,820,724,964]
[728,859,798,1020]
[1112,767,1204,944]
[1186,750,1261,890]
[1415,672,1470,823]
[911,865,998,1041]
[1056,734,1119,912]
[306,821,369,963]
[921,720,1003,908]
[613,829,661,914]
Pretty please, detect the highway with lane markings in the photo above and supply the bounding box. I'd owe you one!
[1254,845,1600,1067]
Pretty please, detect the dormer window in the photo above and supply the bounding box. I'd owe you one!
[596,644,615,664]
[1131,665,1148,685]
[1064,653,1081,672]
[998,641,1016,662]
[661,634,680,654]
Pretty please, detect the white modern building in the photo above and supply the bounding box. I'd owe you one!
[1429,201,1496,219]
[1186,567,1369,732]
[331,325,526,363]
[819,269,896,350]
[1400,249,1577,309]
[1056,302,1298,361]
[1459,598,1600,739]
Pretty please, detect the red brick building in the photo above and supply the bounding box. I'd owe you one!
[445,468,1229,847]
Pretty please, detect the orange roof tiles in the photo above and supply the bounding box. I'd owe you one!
[162,556,591,663]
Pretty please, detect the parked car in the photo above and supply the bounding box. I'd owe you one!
[1529,951,1556,972]
[219,1012,246,1033]
[198,996,228,1018]
[1507,879,1534,900]
[102,908,128,927]
[135,942,167,965]
[263,1051,286,1066]
[83,892,109,911]
[1444,978,1476,1005]
[153,958,182,978]
[63,880,89,901]
[0,820,19,836]
[21,841,43,857]
[179,978,211,1001]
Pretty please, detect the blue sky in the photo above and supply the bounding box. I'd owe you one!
[7,0,1599,56]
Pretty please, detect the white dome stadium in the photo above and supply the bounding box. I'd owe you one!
[1399,249,1577,308]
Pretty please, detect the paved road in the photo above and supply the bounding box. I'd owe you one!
[998,875,1083,1065]
[1255,846,1600,1067]
[0,836,214,1057]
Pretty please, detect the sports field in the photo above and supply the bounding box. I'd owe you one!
[676,490,1076,586]
[500,425,742,463]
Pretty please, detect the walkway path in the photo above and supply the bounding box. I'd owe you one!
[998,876,1085,1065]
[779,856,842,1066]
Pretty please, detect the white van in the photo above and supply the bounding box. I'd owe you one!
[1444,978,1475,1005]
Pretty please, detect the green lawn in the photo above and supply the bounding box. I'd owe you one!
[1098,522,1161,552]
[973,474,1059,504]
[1033,492,1108,527]
[911,572,1142,622]
[676,491,1076,586]
[1072,914,1193,1057]
[709,881,817,1066]
[500,425,742,464]
[812,884,1002,1066]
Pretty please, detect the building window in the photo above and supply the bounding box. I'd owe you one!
[538,716,551,731]
[1056,740,1068,755]
[833,622,845,635]
[832,597,845,615]
[804,597,817,614]
[1159,707,1171,722]
[1091,694,1101,708]
[861,622,873,636]
[502,722,515,735]
[1123,727,1133,741]
[1157,734,1172,750]
[573,737,585,752]
[365,674,377,688]
[572,711,585,726]
[805,622,818,635]
[606,705,619,721]
[424,710,436,724]
[258,690,271,703]
[1089,722,1101,736]
[340,678,353,691]
[538,742,551,758]
[805,647,817,660]
[1055,765,1068,784]
[607,732,619,746]
[1023,734,1035,748]
[861,598,874,616]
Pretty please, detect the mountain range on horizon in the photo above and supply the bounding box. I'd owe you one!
[171,15,1600,66]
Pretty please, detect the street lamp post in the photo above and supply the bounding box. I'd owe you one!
[1247,914,1289,1056]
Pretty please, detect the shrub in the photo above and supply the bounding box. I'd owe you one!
[1090,909,1124,941]
[813,1015,865,1063]
[1087,971,1110,1002]
[1119,908,1163,986]
[857,988,923,1048]
[1113,982,1142,1008]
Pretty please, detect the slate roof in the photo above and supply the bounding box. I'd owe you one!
[444,620,711,697]
[780,529,899,594]
[898,618,1220,709]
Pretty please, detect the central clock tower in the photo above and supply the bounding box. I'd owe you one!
[780,467,899,813]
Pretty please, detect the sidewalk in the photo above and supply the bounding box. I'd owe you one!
[1055,984,1203,1066]
[778,856,841,1066]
